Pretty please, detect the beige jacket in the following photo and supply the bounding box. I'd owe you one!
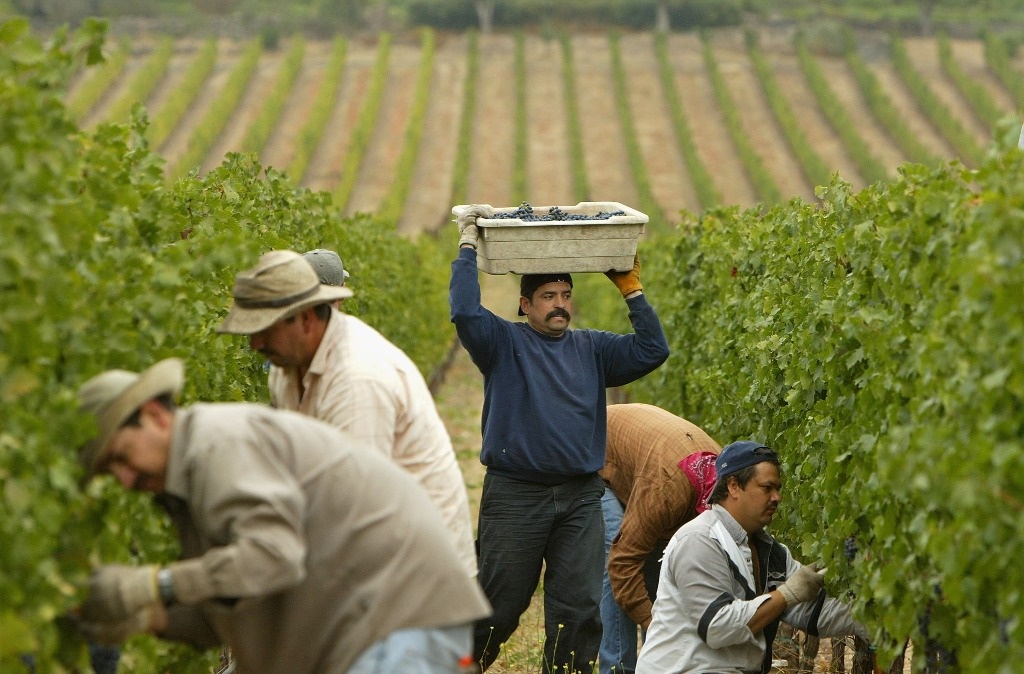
[269,310,477,576]
[160,403,491,673]
[600,403,721,627]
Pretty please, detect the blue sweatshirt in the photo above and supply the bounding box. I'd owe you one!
[449,247,670,483]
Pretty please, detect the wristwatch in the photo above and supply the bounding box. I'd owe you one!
[156,567,176,605]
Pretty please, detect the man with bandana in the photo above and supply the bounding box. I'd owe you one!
[598,403,721,674]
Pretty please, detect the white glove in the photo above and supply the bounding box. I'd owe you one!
[453,204,493,249]
[79,564,160,622]
[777,564,826,607]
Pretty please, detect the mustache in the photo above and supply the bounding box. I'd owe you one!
[546,308,571,321]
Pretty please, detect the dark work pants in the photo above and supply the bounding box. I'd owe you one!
[473,472,605,673]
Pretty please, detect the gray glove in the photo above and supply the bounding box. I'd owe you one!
[77,605,158,645]
[79,564,160,622]
[776,564,826,607]
[453,204,493,249]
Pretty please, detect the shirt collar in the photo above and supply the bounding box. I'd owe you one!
[711,503,747,544]
[163,406,194,499]
[306,308,344,379]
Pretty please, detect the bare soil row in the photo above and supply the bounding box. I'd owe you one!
[68,27,1022,236]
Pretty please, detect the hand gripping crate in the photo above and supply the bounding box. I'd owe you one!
[453,202,648,275]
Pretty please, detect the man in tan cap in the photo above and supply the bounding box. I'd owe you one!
[73,358,490,673]
[303,248,349,310]
[219,250,477,577]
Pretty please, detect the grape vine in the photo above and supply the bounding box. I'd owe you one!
[617,140,1024,672]
[1,22,453,671]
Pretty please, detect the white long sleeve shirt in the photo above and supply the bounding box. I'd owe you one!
[269,309,477,576]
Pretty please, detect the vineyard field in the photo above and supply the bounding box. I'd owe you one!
[6,17,1024,672]
[65,25,1024,232]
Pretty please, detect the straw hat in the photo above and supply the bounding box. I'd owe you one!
[303,249,350,287]
[219,250,352,334]
[77,358,185,478]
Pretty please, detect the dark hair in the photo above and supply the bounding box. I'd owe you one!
[518,274,574,316]
[313,303,332,321]
[520,273,573,300]
[280,303,333,326]
[121,393,177,428]
[708,465,760,504]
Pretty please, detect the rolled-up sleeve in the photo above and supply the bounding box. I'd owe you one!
[610,482,679,626]
[783,591,860,639]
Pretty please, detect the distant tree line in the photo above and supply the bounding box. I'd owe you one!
[5,0,744,32]
[403,0,744,33]
[6,0,1023,34]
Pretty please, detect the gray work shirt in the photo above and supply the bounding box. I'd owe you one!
[637,505,859,674]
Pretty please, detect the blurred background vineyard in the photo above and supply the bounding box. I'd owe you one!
[2,0,1023,672]
[3,0,1022,234]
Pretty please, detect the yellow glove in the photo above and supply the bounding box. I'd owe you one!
[80,564,160,623]
[605,253,643,296]
[77,604,160,645]
[453,204,494,249]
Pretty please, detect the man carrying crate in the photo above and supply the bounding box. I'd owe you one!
[450,204,670,673]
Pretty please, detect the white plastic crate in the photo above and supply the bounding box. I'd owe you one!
[453,202,647,275]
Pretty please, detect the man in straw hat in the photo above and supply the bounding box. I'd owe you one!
[451,206,669,673]
[72,358,490,673]
[219,249,477,577]
[636,441,868,674]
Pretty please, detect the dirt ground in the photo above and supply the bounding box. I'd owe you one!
[400,31,469,233]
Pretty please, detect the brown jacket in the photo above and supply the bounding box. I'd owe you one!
[159,403,491,673]
[599,403,720,628]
